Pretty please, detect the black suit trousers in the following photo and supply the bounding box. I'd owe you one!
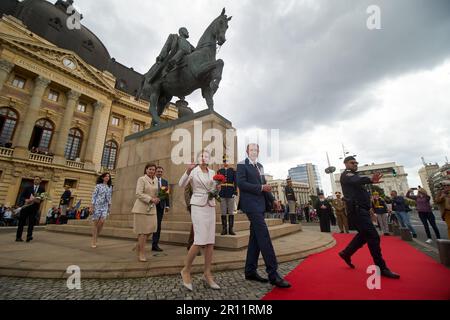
[152,205,164,247]
[16,207,37,240]
[342,208,387,270]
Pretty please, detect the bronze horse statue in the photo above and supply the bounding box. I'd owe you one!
[138,9,232,126]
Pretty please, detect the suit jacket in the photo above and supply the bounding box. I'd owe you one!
[315,200,332,217]
[131,176,158,215]
[156,177,170,210]
[60,190,71,206]
[237,158,275,213]
[179,166,216,207]
[19,184,45,213]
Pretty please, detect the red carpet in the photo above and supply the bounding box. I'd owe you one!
[263,233,450,300]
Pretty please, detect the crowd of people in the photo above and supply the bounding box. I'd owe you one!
[10,143,450,291]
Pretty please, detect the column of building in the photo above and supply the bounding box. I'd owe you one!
[14,76,51,158]
[0,59,14,92]
[53,90,81,164]
[84,101,104,170]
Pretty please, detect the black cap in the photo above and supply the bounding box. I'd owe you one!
[343,156,356,163]
[318,192,324,196]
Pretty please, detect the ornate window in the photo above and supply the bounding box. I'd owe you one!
[132,122,141,133]
[12,76,26,89]
[101,140,118,170]
[77,102,86,113]
[64,128,83,160]
[111,116,120,126]
[48,89,59,102]
[0,108,18,146]
[29,119,54,152]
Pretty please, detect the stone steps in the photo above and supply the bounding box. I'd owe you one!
[68,219,283,232]
[46,223,302,250]
[108,213,251,222]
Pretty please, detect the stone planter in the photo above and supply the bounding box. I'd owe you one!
[392,224,400,236]
[437,239,450,267]
[400,227,412,241]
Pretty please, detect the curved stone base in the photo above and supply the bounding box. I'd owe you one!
[0,229,335,279]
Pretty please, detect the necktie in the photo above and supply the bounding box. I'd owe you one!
[34,185,38,194]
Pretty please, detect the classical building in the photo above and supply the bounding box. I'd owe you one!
[334,162,410,196]
[428,163,449,201]
[418,163,440,201]
[288,163,323,195]
[0,0,178,223]
[265,176,311,206]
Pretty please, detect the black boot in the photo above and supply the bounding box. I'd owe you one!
[228,215,236,235]
[221,216,228,235]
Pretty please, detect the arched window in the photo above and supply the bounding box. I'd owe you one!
[0,108,18,146]
[29,119,54,152]
[64,128,83,160]
[101,140,118,170]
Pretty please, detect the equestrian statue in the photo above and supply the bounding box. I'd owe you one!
[136,8,232,126]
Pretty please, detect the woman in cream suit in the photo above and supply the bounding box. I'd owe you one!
[131,163,160,262]
[179,150,221,291]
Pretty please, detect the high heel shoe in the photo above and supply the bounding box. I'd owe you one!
[180,271,193,291]
[203,275,221,290]
[138,256,147,262]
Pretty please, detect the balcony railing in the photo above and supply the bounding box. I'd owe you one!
[101,167,116,175]
[66,160,85,169]
[0,147,14,157]
[29,152,54,164]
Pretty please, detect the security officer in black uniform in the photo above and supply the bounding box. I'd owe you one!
[218,156,238,235]
[338,156,400,279]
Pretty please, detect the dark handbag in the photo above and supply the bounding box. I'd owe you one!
[263,191,273,212]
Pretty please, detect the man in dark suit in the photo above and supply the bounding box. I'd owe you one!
[16,176,45,242]
[237,143,291,288]
[152,166,170,252]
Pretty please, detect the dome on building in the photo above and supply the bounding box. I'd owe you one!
[12,0,112,71]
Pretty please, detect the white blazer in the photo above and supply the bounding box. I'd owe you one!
[179,166,216,207]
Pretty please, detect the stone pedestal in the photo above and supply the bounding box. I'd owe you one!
[436,239,450,267]
[400,227,413,241]
[48,110,303,249]
[392,224,400,236]
[111,109,237,217]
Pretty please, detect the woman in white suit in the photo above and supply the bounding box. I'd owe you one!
[179,150,221,290]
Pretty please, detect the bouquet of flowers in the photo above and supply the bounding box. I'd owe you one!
[158,186,170,201]
[208,174,226,202]
[14,192,51,217]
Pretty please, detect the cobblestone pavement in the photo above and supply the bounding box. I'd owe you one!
[0,261,301,300]
[1,222,445,300]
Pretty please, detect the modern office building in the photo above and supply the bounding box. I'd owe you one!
[288,163,323,195]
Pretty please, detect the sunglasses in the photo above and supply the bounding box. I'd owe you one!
[349,161,359,165]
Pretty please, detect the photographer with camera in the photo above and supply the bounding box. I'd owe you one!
[435,180,450,239]
[406,187,440,243]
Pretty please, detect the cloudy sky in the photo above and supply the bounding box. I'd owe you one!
[72,0,450,194]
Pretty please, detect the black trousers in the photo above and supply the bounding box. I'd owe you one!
[330,213,337,226]
[152,205,164,247]
[342,208,387,270]
[245,212,279,280]
[418,211,441,239]
[16,208,37,240]
[304,210,310,222]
